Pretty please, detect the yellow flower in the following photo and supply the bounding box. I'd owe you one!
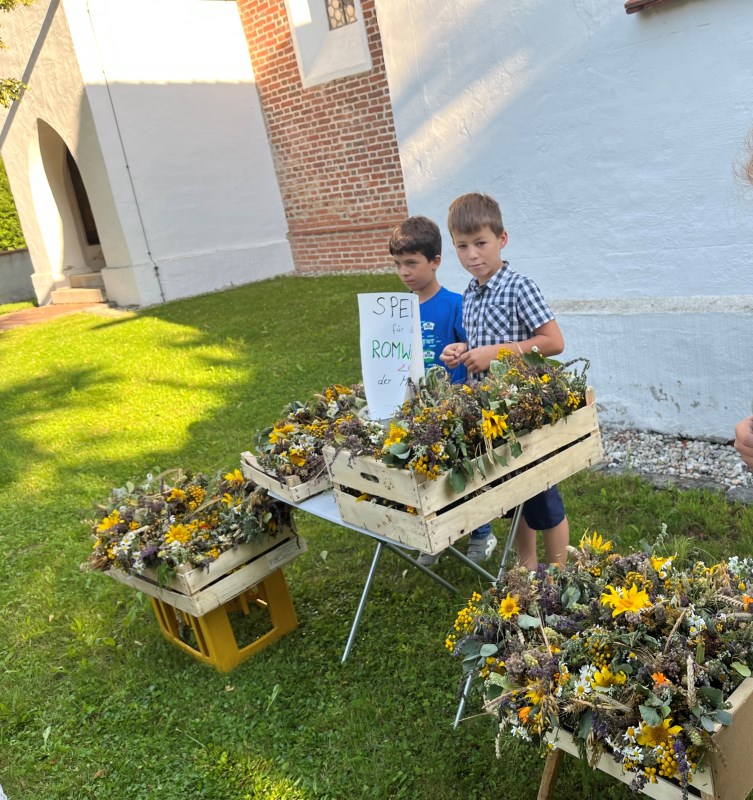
[636,718,682,748]
[650,554,676,574]
[591,665,627,689]
[498,592,521,619]
[269,424,295,444]
[288,449,306,467]
[223,469,244,484]
[383,423,408,448]
[166,488,186,503]
[333,384,352,395]
[525,684,545,706]
[539,374,551,384]
[165,523,192,545]
[96,510,121,532]
[481,408,508,440]
[580,531,612,554]
[600,583,651,617]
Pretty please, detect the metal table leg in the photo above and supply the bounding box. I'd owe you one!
[446,546,495,582]
[453,670,475,729]
[498,505,524,581]
[381,540,458,593]
[342,541,385,663]
[341,540,458,663]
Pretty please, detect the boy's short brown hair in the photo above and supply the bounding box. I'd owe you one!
[447,193,505,237]
[388,216,442,261]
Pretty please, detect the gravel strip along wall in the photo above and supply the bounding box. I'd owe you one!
[600,428,753,504]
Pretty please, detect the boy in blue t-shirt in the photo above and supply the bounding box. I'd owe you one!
[389,216,496,567]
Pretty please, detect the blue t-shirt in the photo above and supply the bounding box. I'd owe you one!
[420,286,467,384]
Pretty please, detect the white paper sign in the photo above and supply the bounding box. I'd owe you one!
[358,292,424,420]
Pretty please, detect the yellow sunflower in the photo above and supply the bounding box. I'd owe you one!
[636,718,682,748]
[600,583,651,617]
[481,408,508,440]
[498,592,521,620]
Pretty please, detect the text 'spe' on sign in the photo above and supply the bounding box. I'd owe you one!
[358,293,424,420]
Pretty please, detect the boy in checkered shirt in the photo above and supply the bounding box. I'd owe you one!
[440,192,570,569]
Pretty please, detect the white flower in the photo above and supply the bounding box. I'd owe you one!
[509,721,532,741]
[572,677,592,698]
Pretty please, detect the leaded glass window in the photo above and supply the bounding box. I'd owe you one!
[326,0,356,30]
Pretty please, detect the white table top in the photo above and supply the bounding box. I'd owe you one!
[268,488,416,551]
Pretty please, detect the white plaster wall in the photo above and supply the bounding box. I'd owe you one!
[375,0,753,440]
[65,0,293,304]
[0,0,292,307]
[0,0,136,303]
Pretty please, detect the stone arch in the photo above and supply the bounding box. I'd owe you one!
[29,119,105,283]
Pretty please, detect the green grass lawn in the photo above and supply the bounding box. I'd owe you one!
[0,300,34,316]
[1,274,752,800]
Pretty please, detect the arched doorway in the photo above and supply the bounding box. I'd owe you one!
[31,119,106,302]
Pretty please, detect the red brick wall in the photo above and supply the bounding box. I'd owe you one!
[237,0,408,273]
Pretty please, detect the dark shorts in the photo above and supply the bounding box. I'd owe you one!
[522,486,565,531]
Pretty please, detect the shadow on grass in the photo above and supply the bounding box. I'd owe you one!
[2,275,750,800]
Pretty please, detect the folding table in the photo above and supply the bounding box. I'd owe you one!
[268,489,522,663]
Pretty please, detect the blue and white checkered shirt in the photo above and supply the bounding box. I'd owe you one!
[462,262,554,378]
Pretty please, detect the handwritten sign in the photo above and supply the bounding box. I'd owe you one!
[358,292,424,420]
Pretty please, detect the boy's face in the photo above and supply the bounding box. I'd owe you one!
[394,251,440,295]
[452,225,508,286]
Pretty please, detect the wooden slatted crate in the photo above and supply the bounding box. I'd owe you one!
[104,525,307,616]
[324,391,602,554]
[539,678,753,800]
[240,451,330,503]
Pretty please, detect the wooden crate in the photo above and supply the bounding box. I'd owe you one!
[540,678,753,800]
[105,525,307,617]
[240,451,330,503]
[325,392,602,554]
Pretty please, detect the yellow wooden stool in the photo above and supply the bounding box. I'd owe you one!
[150,568,298,672]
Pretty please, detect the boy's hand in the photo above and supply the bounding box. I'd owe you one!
[735,416,753,471]
[460,344,500,376]
[440,342,468,368]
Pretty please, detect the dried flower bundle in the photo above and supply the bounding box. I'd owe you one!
[252,383,371,480]
[449,529,753,795]
[87,469,290,580]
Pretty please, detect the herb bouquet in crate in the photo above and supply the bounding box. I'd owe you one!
[87,468,305,617]
[324,349,602,555]
[450,530,753,799]
[242,382,378,502]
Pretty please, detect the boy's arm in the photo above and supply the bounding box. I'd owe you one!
[460,320,565,375]
[513,319,564,357]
